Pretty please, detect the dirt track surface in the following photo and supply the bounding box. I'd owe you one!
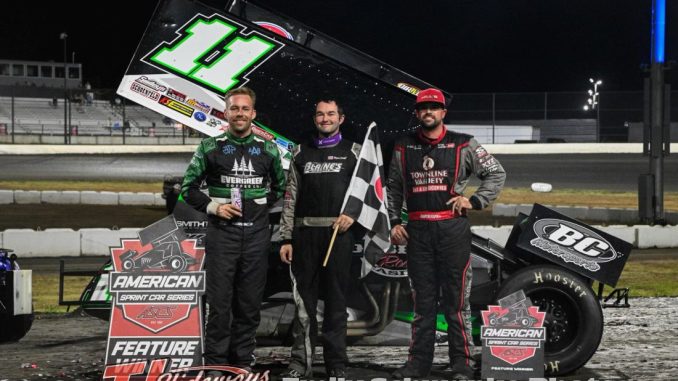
[1,298,676,381]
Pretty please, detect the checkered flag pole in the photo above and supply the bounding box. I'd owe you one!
[339,122,391,276]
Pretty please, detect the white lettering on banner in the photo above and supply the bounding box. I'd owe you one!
[304,162,343,174]
[111,340,199,357]
[111,274,202,290]
[481,327,545,339]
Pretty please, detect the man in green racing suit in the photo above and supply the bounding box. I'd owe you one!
[181,87,286,369]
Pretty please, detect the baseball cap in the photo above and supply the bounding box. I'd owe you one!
[415,88,445,107]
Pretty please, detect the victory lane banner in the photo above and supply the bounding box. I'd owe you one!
[104,215,206,379]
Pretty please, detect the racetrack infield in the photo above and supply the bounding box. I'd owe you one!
[1,298,676,380]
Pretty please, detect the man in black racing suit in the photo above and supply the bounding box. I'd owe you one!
[278,98,360,378]
[181,87,286,370]
[388,88,506,380]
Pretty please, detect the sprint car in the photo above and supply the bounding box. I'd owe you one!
[0,248,34,343]
[65,0,632,375]
[67,201,632,376]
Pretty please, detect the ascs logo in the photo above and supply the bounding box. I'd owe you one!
[530,218,618,272]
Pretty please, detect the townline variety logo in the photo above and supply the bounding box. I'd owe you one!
[410,169,448,193]
[480,291,546,380]
[105,216,206,377]
[144,13,284,94]
[530,218,618,272]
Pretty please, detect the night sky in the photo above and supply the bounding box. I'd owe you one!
[2,0,675,92]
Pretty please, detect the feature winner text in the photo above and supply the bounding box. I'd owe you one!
[108,338,199,369]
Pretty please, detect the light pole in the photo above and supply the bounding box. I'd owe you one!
[582,78,602,142]
[60,32,68,144]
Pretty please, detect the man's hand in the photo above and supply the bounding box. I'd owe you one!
[216,203,242,220]
[391,224,409,245]
[333,214,355,233]
[280,244,293,264]
[447,195,472,214]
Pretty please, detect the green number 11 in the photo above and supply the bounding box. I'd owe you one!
[149,17,278,93]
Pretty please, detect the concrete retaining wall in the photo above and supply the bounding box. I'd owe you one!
[80,228,141,256]
[493,203,678,225]
[1,190,166,206]
[1,224,676,257]
[3,229,81,257]
[472,224,678,249]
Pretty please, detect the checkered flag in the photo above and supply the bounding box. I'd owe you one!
[341,122,391,277]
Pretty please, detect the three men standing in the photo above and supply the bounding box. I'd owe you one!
[181,87,286,370]
[279,98,360,378]
[388,88,506,380]
[181,86,504,380]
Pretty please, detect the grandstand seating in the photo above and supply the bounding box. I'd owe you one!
[0,96,180,136]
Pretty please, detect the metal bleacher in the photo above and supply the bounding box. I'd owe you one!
[0,96,177,137]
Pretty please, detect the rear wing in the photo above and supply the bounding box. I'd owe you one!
[117,0,449,165]
[505,204,633,287]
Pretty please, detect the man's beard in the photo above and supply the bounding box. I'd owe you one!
[420,113,440,130]
[421,120,439,130]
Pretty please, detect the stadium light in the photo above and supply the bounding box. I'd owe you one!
[583,78,603,141]
[60,32,68,144]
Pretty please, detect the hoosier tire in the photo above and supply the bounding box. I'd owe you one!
[496,264,603,376]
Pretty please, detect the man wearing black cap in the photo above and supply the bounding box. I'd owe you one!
[388,88,506,380]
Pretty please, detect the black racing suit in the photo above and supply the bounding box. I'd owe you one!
[181,130,285,367]
[279,138,361,373]
[387,127,505,374]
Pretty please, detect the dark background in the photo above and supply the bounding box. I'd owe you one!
[2,0,676,92]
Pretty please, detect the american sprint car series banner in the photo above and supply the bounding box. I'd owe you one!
[116,0,441,167]
[104,216,206,378]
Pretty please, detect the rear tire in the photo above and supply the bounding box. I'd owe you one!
[0,312,34,342]
[496,264,603,376]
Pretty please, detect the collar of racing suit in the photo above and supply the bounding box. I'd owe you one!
[416,125,447,145]
[225,130,255,144]
[313,132,342,148]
